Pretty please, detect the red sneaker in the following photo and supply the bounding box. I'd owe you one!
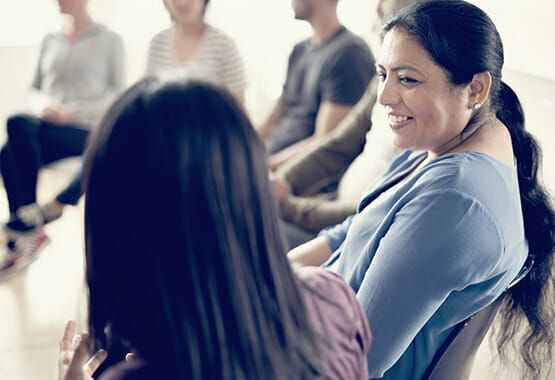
[0,230,50,281]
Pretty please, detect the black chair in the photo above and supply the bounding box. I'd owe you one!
[422,257,534,380]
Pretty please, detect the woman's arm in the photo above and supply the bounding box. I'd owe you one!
[288,236,333,267]
[275,78,377,195]
[356,189,504,378]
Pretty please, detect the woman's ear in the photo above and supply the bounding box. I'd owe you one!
[467,72,492,110]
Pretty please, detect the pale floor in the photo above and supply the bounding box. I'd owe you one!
[0,168,88,380]
[0,169,546,380]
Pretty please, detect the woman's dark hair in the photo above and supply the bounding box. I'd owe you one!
[83,78,323,379]
[382,0,555,377]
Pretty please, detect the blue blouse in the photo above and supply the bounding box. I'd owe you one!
[321,150,528,379]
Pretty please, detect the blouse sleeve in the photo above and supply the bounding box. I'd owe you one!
[220,35,246,94]
[297,266,372,379]
[319,214,355,253]
[358,188,504,378]
[145,33,159,77]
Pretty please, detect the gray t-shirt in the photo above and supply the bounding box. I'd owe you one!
[266,27,375,154]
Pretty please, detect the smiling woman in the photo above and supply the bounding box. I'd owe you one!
[375,30,511,164]
[288,1,555,379]
[56,79,371,380]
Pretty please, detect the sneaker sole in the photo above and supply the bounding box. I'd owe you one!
[0,232,50,281]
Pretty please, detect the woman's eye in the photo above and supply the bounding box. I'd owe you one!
[399,76,418,84]
[376,72,386,81]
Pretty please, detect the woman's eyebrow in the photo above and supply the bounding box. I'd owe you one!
[376,63,424,75]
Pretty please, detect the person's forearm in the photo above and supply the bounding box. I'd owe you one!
[256,98,284,140]
[268,135,319,171]
[276,79,378,195]
[288,236,333,267]
[280,196,357,232]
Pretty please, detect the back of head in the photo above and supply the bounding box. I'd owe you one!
[382,1,555,376]
[378,0,427,20]
[83,79,322,379]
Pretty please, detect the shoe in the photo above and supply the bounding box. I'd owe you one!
[4,203,62,238]
[40,201,64,225]
[0,230,50,281]
[4,204,45,238]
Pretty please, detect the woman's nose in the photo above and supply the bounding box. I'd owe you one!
[377,78,400,107]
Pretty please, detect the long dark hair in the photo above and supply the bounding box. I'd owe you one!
[382,0,555,377]
[83,78,323,379]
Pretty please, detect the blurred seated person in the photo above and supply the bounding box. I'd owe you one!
[272,78,401,248]
[146,0,246,103]
[38,0,247,240]
[271,0,427,248]
[258,0,374,171]
[57,79,371,380]
[0,0,125,278]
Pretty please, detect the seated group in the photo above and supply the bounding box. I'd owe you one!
[3,0,555,380]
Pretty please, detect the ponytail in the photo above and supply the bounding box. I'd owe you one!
[494,81,555,374]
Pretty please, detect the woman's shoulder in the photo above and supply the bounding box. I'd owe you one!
[296,266,360,305]
[414,151,516,193]
[408,151,523,237]
[296,266,371,378]
[426,150,513,176]
[149,28,172,46]
[89,23,119,37]
[296,265,346,287]
[98,357,154,380]
[204,24,238,47]
[296,266,364,324]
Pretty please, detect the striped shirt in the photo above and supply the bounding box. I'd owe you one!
[146,25,246,94]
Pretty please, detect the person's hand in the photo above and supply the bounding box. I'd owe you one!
[41,106,72,125]
[59,320,107,380]
[269,171,293,201]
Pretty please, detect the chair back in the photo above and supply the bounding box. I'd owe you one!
[422,256,533,380]
[423,296,504,380]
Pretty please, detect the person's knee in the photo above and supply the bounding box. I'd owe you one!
[6,114,36,139]
[0,144,9,165]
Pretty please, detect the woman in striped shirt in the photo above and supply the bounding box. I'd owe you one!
[147,0,247,104]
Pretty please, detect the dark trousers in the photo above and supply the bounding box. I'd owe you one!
[55,166,84,206]
[0,114,88,215]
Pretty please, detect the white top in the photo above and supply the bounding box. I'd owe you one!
[146,25,246,94]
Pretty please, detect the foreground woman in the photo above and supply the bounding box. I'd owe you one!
[58,79,370,380]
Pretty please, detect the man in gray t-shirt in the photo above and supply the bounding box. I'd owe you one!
[258,0,375,171]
